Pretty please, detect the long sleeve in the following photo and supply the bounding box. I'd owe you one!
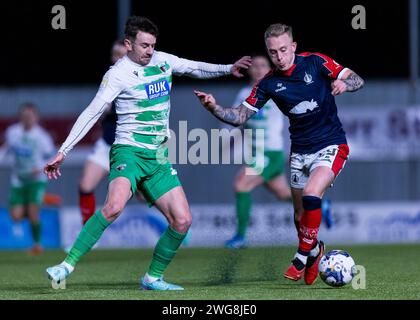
[58,96,110,156]
[161,51,233,79]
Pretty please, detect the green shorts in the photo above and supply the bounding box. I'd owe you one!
[9,181,47,207]
[249,150,285,182]
[108,144,181,207]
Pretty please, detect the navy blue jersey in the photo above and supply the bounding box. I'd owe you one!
[242,52,348,154]
[101,103,117,145]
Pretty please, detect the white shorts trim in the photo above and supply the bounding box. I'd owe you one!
[87,138,111,171]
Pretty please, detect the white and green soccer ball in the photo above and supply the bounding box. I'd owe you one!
[318,250,356,287]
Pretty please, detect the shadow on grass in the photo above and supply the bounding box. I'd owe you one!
[203,250,244,286]
[202,248,290,286]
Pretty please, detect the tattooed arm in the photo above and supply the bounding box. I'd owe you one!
[194,90,256,126]
[331,69,365,96]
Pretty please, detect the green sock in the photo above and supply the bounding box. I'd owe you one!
[30,222,41,244]
[147,226,187,278]
[65,210,111,267]
[236,192,252,237]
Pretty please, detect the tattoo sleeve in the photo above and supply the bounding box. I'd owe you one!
[342,72,365,92]
[211,104,256,126]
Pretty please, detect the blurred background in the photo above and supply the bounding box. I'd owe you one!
[0,0,419,249]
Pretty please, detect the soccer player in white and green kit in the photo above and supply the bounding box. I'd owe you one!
[1,103,55,255]
[44,16,252,290]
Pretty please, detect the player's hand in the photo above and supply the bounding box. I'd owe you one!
[331,80,347,96]
[44,152,65,180]
[231,56,252,78]
[194,90,217,111]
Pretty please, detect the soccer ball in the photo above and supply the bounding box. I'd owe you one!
[318,250,356,287]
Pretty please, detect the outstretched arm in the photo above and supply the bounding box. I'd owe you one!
[44,96,110,179]
[194,90,256,126]
[170,54,252,79]
[331,69,364,95]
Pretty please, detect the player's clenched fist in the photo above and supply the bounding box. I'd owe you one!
[44,152,65,180]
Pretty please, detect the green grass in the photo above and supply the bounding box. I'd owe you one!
[0,244,419,300]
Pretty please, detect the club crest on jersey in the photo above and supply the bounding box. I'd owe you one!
[304,72,314,85]
[159,64,168,73]
[116,164,127,171]
[145,79,170,100]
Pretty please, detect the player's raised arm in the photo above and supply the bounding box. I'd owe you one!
[44,97,111,180]
[331,69,365,96]
[194,90,256,126]
[166,52,252,79]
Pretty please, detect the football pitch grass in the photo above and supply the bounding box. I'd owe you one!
[0,244,419,300]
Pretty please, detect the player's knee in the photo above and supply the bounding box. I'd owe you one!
[234,180,251,192]
[172,214,192,233]
[276,188,292,201]
[10,214,24,222]
[302,187,321,198]
[102,201,124,221]
[79,181,94,194]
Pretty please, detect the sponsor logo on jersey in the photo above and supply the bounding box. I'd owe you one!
[304,72,314,85]
[170,168,177,175]
[289,99,319,115]
[145,79,170,100]
[133,70,139,77]
[275,82,287,92]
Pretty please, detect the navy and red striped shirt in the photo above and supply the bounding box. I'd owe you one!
[242,52,348,154]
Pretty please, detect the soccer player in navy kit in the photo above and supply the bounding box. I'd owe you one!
[195,23,364,285]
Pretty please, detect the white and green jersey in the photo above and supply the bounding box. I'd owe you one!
[58,52,232,155]
[4,123,55,187]
[234,86,285,153]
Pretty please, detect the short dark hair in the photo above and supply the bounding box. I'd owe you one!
[124,16,159,41]
[20,102,38,113]
[264,23,293,40]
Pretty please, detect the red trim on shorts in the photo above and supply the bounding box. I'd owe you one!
[331,144,349,177]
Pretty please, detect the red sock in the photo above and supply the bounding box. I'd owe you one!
[298,196,322,252]
[79,191,96,225]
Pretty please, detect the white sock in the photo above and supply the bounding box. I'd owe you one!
[309,242,320,257]
[294,252,308,265]
[144,273,160,284]
[61,261,74,273]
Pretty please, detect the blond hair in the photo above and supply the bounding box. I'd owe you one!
[264,23,293,40]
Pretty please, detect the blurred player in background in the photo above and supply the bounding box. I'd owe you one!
[44,16,251,291]
[195,23,364,285]
[78,40,127,225]
[0,103,55,255]
[225,55,292,249]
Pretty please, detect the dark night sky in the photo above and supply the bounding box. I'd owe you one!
[0,0,409,85]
